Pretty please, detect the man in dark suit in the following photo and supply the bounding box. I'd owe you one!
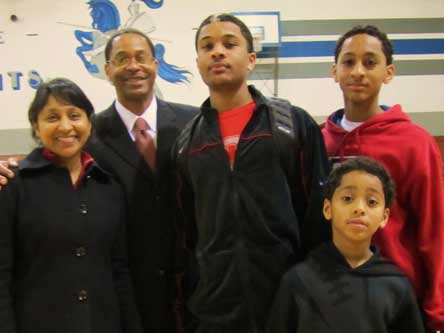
[87,29,198,333]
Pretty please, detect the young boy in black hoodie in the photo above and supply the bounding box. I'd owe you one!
[266,157,425,333]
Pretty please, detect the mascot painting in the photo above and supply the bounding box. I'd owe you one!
[73,0,190,88]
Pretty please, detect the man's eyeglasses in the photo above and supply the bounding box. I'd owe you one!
[108,54,155,67]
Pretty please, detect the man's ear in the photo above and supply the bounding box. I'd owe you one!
[332,64,338,83]
[104,63,113,84]
[151,58,159,73]
[379,208,390,229]
[323,198,332,221]
[383,64,395,84]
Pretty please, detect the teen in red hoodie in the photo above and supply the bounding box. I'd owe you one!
[322,25,444,332]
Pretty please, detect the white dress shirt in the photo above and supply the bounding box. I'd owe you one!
[115,97,158,146]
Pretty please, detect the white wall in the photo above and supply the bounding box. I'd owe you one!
[0,0,443,133]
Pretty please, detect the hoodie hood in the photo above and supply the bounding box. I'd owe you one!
[322,104,412,159]
[310,242,404,277]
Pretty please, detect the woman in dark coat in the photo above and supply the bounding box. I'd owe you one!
[0,78,142,333]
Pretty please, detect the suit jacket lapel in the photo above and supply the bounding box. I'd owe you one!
[156,99,177,166]
[157,99,176,137]
[97,104,154,176]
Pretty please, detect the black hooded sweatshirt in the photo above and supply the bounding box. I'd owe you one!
[266,242,425,333]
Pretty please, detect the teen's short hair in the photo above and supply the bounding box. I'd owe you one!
[28,78,94,139]
[324,157,395,208]
[104,28,156,62]
[195,13,254,53]
[334,25,394,65]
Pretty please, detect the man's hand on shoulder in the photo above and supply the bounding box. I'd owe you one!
[0,158,18,190]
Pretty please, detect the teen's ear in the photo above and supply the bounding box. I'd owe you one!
[332,64,338,83]
[379,208,390,229]
[383,64,395,84]
[247,52,257,72]
[323,199,332,221]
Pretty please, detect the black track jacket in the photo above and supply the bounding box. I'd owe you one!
[174,86,330,333]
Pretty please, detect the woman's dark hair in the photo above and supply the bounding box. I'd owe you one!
[324,156,395,208]
[28,78,94,139]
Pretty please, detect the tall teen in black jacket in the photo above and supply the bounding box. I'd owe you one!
[174,14,329,333]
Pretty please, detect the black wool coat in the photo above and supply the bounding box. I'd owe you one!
[0,148,142,333]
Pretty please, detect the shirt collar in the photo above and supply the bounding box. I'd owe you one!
[340,115,363,132]
[336,105,391,132]
[115,97,158,137]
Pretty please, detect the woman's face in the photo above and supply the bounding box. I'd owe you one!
[33,95,91,166]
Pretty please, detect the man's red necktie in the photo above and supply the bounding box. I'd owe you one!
[133,117,156,171]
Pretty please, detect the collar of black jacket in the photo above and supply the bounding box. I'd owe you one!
[19,148,112,183]
[200,85,269,114]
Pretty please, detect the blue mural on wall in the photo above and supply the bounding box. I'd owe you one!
[74,0,190,83]
[0,71,43,91]
[140,0,164,9]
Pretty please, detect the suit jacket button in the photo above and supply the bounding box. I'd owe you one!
[77,290,88,302]
[75,246,86,257]
[79,204,88,215]
[158,269,165,276]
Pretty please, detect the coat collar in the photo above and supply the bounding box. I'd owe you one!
[19,148,111,182]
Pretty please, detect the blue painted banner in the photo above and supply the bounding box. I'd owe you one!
[259,39,444,58]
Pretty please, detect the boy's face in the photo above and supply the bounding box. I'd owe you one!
[196,21,256,90]
[323,170,389,246]
[332,33,394,105]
